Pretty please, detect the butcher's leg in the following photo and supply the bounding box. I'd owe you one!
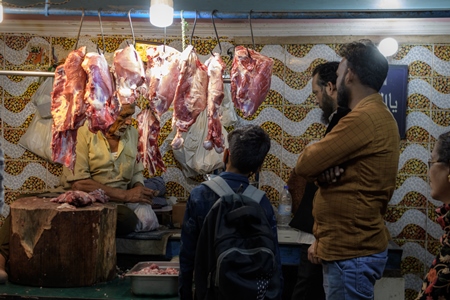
[0,215,10,283]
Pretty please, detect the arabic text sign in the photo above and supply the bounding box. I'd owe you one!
[379,65,408,139]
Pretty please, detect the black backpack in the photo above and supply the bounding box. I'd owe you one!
[194,176,281,300]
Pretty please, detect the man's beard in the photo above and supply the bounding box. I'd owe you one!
[337,75,350,109]
[321,93,336,124]
[112,125,128,137]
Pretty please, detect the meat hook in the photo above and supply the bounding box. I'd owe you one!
[211,10,222,55]
[128,9,136,47]
[189,10,198,47]
[98,8,106,54]
[163,27,166,53]
[249,10,255,49]
[74,8,85,51]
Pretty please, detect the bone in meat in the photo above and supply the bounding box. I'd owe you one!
[82,52,120,134]
[203,53,226,153]
[51,46,87,170]
[136,108,166,175]
[171,45,208,150]
[230,46,274,117]
[145,45,181,117]
[111,44,145,105]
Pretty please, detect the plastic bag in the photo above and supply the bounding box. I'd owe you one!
[31,77,54,119]
[219,83,238,126]
[126,203,160,232]
[167,109,228,178]
[18,110,54,162]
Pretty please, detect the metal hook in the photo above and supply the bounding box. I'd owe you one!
[249,10,255,49]
[211,10,222,55]
[190,11,198,47]
[128,9,136,47]
[163,27,166,53]
[74,8,85,50]
[98,8,106,54]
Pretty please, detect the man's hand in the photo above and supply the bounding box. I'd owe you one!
[318,166,344,184]
[307,241,322,264]
[124,185,158,205]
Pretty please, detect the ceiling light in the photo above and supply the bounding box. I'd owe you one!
[378,37,398,57]
[150,0,173,28]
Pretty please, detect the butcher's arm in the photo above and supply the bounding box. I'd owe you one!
[71,179,156,204]
[294,111,373,181]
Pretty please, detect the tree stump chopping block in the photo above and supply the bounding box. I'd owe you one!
[9,196,117,287]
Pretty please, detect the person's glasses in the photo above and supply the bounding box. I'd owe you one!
[428,160,445,168]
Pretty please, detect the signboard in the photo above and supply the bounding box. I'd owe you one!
[379,65,409,139]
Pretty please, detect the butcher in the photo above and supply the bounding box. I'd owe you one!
[60,102,159,235]
[0,103,158,283]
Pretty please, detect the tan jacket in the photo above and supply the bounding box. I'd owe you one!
[294,93,400,261]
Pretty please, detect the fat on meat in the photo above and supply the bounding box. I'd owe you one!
[145,45,181,116]
[136,108,166,175]
[51,46,88,170]
[111,44,145,105]
[203,53,226,153]
[82,52,120,134]
[171,45,208,150]
[51,189,109,207]
[230,46,274,117]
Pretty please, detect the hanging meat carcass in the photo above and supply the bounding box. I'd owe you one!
[81,52,120,134]
[136,108,166,175]
[51,46,88,170]
[145,45,181,116]
[203,53,226,153]
[171,45,208,150]
[230,46,274,117]
[111,44,145,105]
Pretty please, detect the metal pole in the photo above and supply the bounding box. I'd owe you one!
[0,70,55,77]
[5,8,450,19]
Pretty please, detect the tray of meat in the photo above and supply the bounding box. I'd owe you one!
[125,261,179,296]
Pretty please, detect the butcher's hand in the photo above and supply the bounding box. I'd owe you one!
[318,166,344,185]
[124,185,158,204]
[307,241,322,264]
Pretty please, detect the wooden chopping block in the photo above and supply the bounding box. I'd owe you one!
[9,196,117,287]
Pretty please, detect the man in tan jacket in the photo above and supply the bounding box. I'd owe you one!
[293,39,400,300]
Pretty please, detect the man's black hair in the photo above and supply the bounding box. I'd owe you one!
[227,125,271,174]
[312,61,339,88]
[437,131,450,165]
[338,39,388,92]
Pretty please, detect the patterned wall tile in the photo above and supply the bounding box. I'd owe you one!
[2,32,450,298]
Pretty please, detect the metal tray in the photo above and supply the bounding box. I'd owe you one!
[125,261,179,296]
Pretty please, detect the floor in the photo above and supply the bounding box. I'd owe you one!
[0,276,179,300]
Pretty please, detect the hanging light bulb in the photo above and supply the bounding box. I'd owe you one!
[378,37,399,57]
[149,0,173,28]
[0,0,4,23]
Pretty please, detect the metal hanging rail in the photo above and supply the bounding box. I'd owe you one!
[5,8,450,19]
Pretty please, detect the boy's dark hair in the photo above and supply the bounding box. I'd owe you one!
[312,61,339,88]
[437,131,450,164]
[227,125,270,174]
[338,39,388,92]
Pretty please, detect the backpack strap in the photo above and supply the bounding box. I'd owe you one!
[201,176,235,197]
[202,176,266,203]
[242,184,265,204]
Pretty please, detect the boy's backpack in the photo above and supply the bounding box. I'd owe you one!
[194,176,281,300]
